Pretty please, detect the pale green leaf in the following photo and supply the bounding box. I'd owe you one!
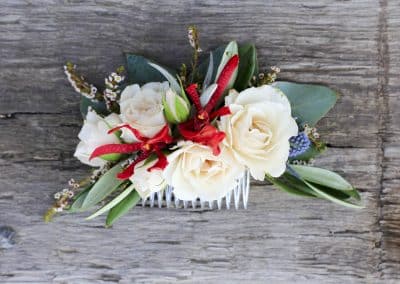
[291,165,353,191]
[81,162,126,209]
[86,183,135,220]
[148,62,180,94]
[202,52,214,92]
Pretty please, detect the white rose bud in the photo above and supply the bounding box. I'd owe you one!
[129,158,166,199]
[218,85,298,180]
[119,82,168,142]
[74,108,122,167]
[162,88,190,124]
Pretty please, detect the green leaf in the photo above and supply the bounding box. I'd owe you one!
[81,162,126,210]
[202,52,214,91]
[303,180,363,209]
[234,44,257,91]
[106,190,141,227]
[346,188,362,201]
[291,165,353,191]
[273,81,338,126]
[308,182,353,200]
[266,173,317,198]
[86,183,135,220]
[125,54,175,85]
[148,62,181,94]
[68,183,94,212]
[197,45,226,82]
[80,97,108,118]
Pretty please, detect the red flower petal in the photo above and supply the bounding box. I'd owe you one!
[185,84,202,113]
[146,125,173,145]
[178,122,225,155]
[205,55,239,113]
[147,151,168,172]
[108,124,147,141]
[210,106,231,120]
[117,152,149,180]
[90,143,142,160]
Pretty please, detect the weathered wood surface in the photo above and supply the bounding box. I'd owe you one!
[0,0,399,283]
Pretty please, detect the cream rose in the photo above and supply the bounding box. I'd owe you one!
[129,159,166,199]
[218,85,298,180]
[119,82,169,142]
[74,108,122,167]
[163,142,244,201]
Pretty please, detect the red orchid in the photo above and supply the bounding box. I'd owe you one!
[178,54,239,155]
[90,124,173,180]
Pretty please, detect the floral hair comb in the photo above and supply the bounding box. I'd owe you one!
[45,26,362,227]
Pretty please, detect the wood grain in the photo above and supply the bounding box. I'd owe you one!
[0,0,398,283]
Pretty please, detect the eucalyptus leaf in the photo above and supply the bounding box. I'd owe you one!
[234,44,257,91]
[86,183,135,220]
[125,54,174,85]
[106,190,141,227]
[80,97,108,118]
[291,165,353,191]
[273,81,338,126]
[148,62,180,93]
[81,162,126,209]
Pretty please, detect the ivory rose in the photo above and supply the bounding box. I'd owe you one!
[163,141,244,201]
[218,85,298,180]
[129,159,166,199]
[74,108,122,167]
[119,82,168,142]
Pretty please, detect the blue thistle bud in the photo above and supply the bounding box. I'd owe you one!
[289,132,311,158]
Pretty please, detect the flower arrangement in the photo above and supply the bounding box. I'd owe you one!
[45,27,362,226]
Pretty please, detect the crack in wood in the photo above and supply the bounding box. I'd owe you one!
[376,0,390,278]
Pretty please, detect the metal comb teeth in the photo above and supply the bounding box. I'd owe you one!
[139,170,250,210]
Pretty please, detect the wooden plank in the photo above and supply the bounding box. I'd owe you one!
[0,0,396,282]
[379,0,400,280]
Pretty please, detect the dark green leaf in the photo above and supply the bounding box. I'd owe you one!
[266,173,317,198]
[81,162,126,209]
[106,190,141,227]
[234,44,258,91]
[304,180,363,209]
[274,81,338,126]
[80,97,108,118]
[308,182,353,200]
[125,54,176,85]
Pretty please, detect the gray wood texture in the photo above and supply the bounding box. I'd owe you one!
[0,0,399,283]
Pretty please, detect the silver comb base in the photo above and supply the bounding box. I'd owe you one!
[139,170,250,210]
